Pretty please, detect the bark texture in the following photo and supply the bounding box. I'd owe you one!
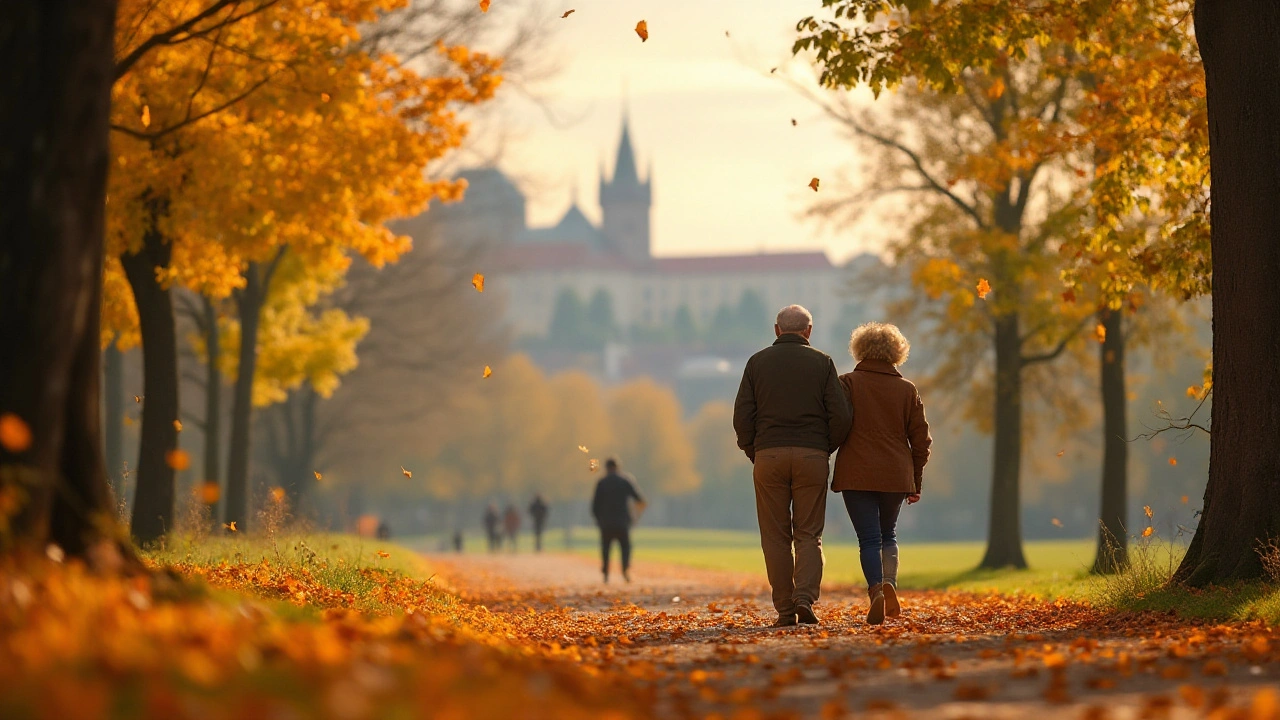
[1093,309,1129,574]
[0,0,122,556]
[120,215,180,545]
[1175,0,1280,585]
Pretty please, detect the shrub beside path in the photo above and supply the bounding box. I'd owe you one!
[428,552,1280,719]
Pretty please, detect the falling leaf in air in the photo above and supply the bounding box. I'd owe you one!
[1094,323,1107,343]
[270,487,286,503]
[1142,526,1154,537]
[0,413,33,453]
[1143,505,1153,518]
[770,67,777,73]
[472,273,485,292]
[401,466,412,478]
[561,9,574,17]
[165,449,191,471]
[376,551,391,558]
[314,470,323,481]
[635,20,648,41]
[141,105,151,128]
[589,458,600,472]
[725,31,730,38]
[976,278,992,300]
[808,177,820,192]
[1056,450,1065,458]
[134,395,143,403]
[173,419,183,432]
[225,521,237,532]
[198,482,221,505]
[320,92,331,102]
[791,118,797,126]
[479,0,490,12]
[483,365,493,378]
[1051,518,1063,527]
[578,445,589,453]
[1181,495,1189,504]
[1169,457,1178,466]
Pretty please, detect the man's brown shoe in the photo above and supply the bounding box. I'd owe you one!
[796,603,819,625]
[769,613,798,628]
[883,583,901,618]
[866,586,886,626]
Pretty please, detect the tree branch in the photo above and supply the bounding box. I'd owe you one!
[111,74,275,141]
[1020,315,1089,366]
[114,0,284,81]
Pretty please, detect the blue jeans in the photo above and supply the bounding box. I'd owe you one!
[841,491,908,587]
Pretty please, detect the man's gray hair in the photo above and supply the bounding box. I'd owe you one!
[775,304,813,333]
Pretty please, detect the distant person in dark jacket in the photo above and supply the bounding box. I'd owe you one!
[529,494,550,552]
[483,504,501,553]
[591,458,645,583]
[733,304,852,628]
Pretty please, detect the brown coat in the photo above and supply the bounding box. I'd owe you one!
[831,359,932,494]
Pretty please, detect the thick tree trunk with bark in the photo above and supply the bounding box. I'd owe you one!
[1093,309,1129,574]
[980,314,1028,569]
[225,263,267,529]
[120,212,179,545]
[202,297,222,487]
[103,344,125,499]
[0,0,125,558]
[1175,0,1280,585]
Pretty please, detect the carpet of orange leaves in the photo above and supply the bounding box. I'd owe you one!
[0,553,651,720]
[3,548,1280,720]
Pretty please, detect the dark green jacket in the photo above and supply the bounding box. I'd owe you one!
[732,334,853,460]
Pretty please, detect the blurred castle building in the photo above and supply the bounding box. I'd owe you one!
[431,113,850,390]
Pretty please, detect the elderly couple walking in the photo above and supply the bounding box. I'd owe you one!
[733,304,931,627]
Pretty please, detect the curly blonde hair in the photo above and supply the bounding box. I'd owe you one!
[849,322,910,365]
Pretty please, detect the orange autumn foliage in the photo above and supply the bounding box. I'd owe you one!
[103,0,503,348]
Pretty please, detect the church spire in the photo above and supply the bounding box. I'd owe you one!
[612,111,640,186]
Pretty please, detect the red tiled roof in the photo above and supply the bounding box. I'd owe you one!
[490,242,636,273]
[490,244,833,274]
[654,252,832,273]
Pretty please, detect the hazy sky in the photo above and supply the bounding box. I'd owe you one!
[471,0,885,263]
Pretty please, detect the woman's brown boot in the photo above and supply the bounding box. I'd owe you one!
[883,582,901,618]
[866,584,886,625]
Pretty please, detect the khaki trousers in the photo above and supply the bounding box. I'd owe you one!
[753,446,830,614]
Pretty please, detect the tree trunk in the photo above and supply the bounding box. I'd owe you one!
[224,263,266,529]
[1175,0,1280,585]
[0,0,125,559]
[103,344,125,500]
[201,297,222,487]
[120,206,179,545]
[979,314,1028,569]
[1092,309,1129,574]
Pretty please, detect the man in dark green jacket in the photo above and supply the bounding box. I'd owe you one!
[733,304,852,627]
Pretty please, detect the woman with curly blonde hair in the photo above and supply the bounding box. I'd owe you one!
[832,322,931,625]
